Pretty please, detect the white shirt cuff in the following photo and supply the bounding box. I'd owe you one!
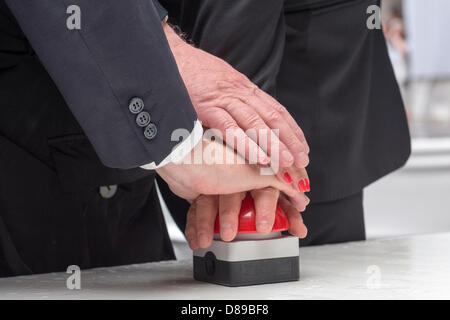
[140,120,203,170]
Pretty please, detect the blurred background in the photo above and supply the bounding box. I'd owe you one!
[163,0,450,259]
[366,0,450,238]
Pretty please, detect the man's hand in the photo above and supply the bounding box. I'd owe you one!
[185,189,308,250]
[163,23,310,174]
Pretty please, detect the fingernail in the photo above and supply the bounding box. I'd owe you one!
[295,152,309,168]
[302,228,308,238]
[190,240,199,250]
[305,178,310,191]
[283,172,293,184]
[221,223,234,241]
[198,232,210,247]
[298,179,307,192]
[282,150,294,165]
[256,221,271,234]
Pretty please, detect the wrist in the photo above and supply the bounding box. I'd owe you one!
[162,22,196,76]
[163,21,187,52]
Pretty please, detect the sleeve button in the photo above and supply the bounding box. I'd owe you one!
[129,97,144,114]
[136,111,151,127]
[144,123,157,140]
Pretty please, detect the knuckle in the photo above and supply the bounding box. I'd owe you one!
[266,109,282,123]
[258,215,272,223]
[185,225,197,237]
[284,134,301,149]
[196,220,211,231]
[226,75,246,89]
[185,229,196,239]
[245,113,264,128]
[258,187,279,197]
[273,102,287,114]
[220,210,236,219]
[220,118,238,131]
[257,213,275,224]
[196,194,213,206]
[296,127,306,138]
[289,211,302,221]
[234,72,250,84]
[197,224,209,232]
[215,79,234,90]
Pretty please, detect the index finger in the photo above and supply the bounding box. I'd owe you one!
[195,195,219,248]
[219,192,246,242]
[250,187,280,235]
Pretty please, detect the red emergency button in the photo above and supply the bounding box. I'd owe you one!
[214,193,289,234]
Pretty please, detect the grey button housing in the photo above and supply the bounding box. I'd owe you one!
[129,97,144,114]
[144,123,157,140]
[136,111,151,127]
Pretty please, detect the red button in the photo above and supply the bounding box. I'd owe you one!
[214,193,289,234]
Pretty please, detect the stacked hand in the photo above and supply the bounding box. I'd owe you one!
[163,23,310,183]
[156,23,311,246]
[156,139,310,246]
[185,191,308,250]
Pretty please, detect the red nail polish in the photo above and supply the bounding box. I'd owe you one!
[298,179,307,192]
[283,172,293,184]
[305,178,310,192]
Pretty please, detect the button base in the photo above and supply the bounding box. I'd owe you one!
[193,254,299,287]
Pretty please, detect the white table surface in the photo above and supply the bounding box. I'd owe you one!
[1,233,449,300]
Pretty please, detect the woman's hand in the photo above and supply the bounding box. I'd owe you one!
[185,189,308,250]
[156,138,310,211]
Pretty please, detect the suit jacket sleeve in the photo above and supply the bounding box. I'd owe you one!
[5,0,197,169]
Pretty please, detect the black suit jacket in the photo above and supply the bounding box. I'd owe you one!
[0,0,188,276]
[4,0,197,169]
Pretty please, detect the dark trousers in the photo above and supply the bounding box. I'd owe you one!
[299,191,365,246]
[0,134,176,277]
